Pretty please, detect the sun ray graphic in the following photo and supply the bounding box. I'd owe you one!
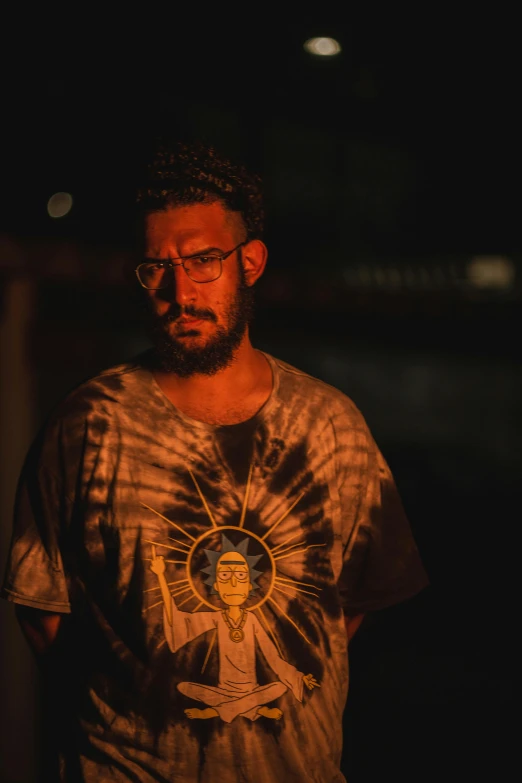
[143,538,191,556]
[177,593,198,609]
[141,502,196,541]
[168,537,191,551]
[273,543,326,562]
[144,457,325,656]
[238,461,254,529]
[272,542,310,558]
[271,529,303,554]
[276,576,320,590]
[170,585,193,599]
[147,599,166,611]
[261,491,306,541]
[144,578,189,594]
[188,469,218,528]
[274,577,320,598]
[274,583,301,600]
[143,558,188,567]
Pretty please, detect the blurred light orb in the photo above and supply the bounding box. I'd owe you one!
[467,256,515,289]
[304,37,341,57]
[47,192,73,218]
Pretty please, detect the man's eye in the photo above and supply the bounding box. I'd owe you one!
[192,256,216,266]
[146,262,165,272]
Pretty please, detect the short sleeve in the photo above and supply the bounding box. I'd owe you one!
[1,438,71,613]
[336,413,429,614]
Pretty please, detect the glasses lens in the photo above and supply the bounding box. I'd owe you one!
[137,255,224,288]
[138,262,170,289]
[186,256,221,282]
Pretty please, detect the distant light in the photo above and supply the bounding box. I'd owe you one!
[403,268,417,287]
[47,192,73,218]
[419,267,431,287]
[303,37,341,57]
[374,267,386,286]
[432,266,445,286]
[388,268,402,288]
[357,265,372,286]
[467,256,515,290]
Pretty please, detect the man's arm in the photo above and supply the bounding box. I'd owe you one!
[15,605,63,656]
[344,612,365,644]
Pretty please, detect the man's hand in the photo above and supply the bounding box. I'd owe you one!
[303,673,320,690]
[15,606,62,657]
[344,612,365,643]
[149,544,166,575]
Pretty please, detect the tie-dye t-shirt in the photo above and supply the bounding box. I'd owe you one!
[2,351,428,783]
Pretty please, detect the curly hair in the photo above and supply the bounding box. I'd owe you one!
[136,139,264,241]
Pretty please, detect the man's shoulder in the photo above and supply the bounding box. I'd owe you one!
[20,354,155,473]
[267,353,366,424]
[46,352,152,424]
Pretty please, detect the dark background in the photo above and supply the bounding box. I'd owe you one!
[1,11,519,782]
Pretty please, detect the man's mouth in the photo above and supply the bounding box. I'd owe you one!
[176,317,205,327]
[162,308,217,327]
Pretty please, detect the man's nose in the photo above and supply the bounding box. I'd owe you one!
[166,263,198,305]
[230,574,238,587]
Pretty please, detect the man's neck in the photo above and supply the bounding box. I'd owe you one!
[153,339,273,426]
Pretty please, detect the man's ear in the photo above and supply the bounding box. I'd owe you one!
[241,240,268,287]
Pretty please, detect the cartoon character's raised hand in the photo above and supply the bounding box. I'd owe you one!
[149,544,166,575]
[303,673,320,691]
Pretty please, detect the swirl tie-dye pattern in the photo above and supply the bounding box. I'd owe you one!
[2,352,428,782]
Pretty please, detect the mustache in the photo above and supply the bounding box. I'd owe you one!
[158,304,218,325]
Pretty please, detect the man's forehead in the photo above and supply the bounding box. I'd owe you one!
[144,203,243,249]
[145,203,230,234]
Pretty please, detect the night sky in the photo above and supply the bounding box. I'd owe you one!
[1,13,518,255]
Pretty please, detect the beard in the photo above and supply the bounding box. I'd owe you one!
[143,273,255,378]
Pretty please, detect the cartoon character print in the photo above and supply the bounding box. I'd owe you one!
[150,533,319,723]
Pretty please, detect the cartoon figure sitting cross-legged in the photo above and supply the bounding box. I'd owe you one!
[150,534,319,723]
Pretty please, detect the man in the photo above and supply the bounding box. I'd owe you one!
[2,139,428,782]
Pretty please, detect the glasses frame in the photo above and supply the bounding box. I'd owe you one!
[135,242,246,290]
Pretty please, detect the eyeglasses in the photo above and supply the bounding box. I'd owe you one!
[135,242,246,289]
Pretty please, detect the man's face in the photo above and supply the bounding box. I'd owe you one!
[214,552,252,607]
[142,202,254,377]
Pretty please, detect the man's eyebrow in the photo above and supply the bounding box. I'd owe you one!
[143,246,224,262]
